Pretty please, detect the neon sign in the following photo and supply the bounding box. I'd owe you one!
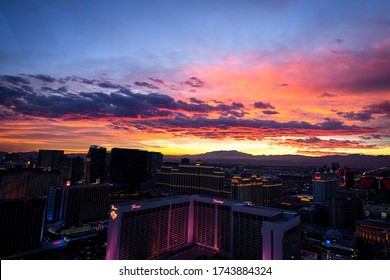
[213,199,224,204]
[131,204,142,210]
[110,205,118,220]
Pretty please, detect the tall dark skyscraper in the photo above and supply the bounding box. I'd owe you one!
[38,150,64,171]
[110,148,148,184]
[344,166,354,189]
[85,145,106,184]
[147,152,164,183]
[0,197,46,258]
[330,194,362,230]
[0,169,62,200]
[62,184,110,227]
[70,156,84,184]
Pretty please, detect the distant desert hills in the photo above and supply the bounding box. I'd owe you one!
[164,150,390,169]
[1,150,389,169]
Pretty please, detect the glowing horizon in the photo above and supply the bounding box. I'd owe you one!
[0,1,389,156]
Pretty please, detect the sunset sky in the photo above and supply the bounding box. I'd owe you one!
[0,0,389,156]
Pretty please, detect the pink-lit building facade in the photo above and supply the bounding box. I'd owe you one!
[106,195,300,260]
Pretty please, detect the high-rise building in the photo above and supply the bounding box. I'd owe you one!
[85,146,106,184]
[0,169,62,200]
[312,167,337,203]
[231,174,282,207]
[62,184,110,227]
[59,156,72,183]
[155,166,173,191]
[144,152,164,190]
[344,166,354,188]
[46,186,66,221]
[38,150,64,171]
[110,148,148,185]
[0,197,46,259]
[156,163,225,197]
[5,152,19,162]
[356,220,390,259]
[110,148,163,192]
[330,194,362,230]
[70,156,84,184]
[106,195,301,260]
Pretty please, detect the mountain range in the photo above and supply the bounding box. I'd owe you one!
[164,150,390,169]
[1,150,389,169]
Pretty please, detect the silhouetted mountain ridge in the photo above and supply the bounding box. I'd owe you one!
[165,150,390,169]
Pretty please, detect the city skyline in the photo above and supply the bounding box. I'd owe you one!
[1,0,389,156]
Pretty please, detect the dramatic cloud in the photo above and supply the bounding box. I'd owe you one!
[28,74,56,83]
[364,101,390,118]
[134,81,159,90]
[253,102,275,109]
[0,81,245,120]
[0,73,387,155]
[338,100,390,121]
[341,111,373,121]
[0,75,30,85]
[183,77,205,88]
[189,97,205,104]
[275,137,377,150]
[98,81,124,90]
[320,92,336,98]
[149,77,166,86]
[63,75,94,85]
[262,110,280,115]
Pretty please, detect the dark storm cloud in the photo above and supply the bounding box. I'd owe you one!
[0,75,30,85]
[320,92,336,98]
[40,86,68,94]
[183,77,205,88]
[282,137,376,150]
[364,100,390,117]
[339,100,390,121]
[189,97,205,104]
[131,116,319,130]
[0,82,245,120]
[0,86,27,105]
[342,111,373,121]
[319,119,347,130]
[28,74,56,83]
[63,75,95,85]
[21,85,34,92]
[148,77,166,85]
[98,81,124,89]
[134,81,159,90]
[262,110,280,115]
[253,101,275,109]
[295,137,322,143]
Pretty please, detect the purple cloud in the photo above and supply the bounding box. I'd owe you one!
[183,77,205,88]
[253,101,275,109]
[320,92,337,98]
[262,110,280,115]
[134,81,159,90]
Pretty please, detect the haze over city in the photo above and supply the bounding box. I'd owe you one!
[0,0,389,156]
